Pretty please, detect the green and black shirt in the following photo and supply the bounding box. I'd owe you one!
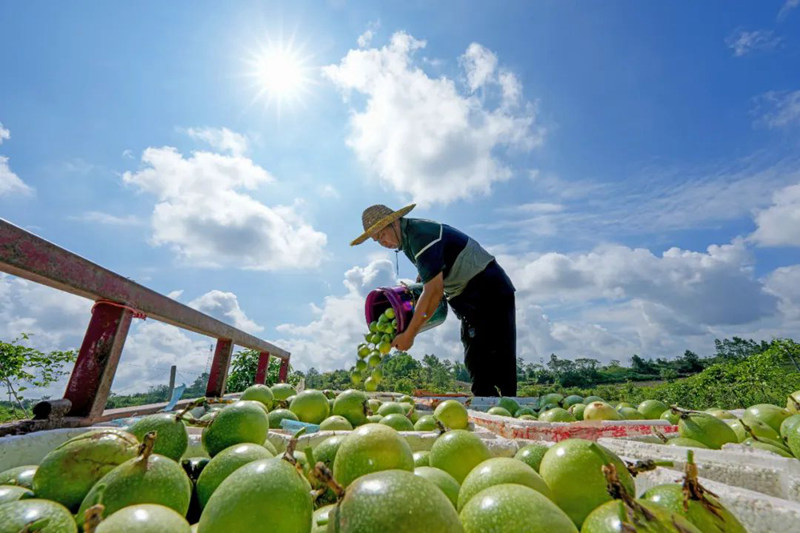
[399,217,495,299]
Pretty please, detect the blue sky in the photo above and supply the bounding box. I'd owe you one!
[2,1,800,396]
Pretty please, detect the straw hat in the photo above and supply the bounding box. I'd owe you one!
[350,204,416,246]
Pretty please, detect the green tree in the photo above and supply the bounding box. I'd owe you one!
[225,350,291,393]
[0,334,77,418]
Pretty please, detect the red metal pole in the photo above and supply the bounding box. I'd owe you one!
[254,351,270,385]
[64,303,133,419]
[206,339,233,398]
[278,357,290,383]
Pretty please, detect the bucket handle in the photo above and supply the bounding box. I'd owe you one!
[398,281,417,311]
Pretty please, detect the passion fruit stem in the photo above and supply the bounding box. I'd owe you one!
[313,462,346,499]
[175,397,207,422]
[137,431,157,466]
[669,406,703,419]
[651,428,669,443]
[20,518,51,533]
[789,394,800,412]
[601,462,658,526]
[83,503,105,533]
[682,449,723,519]
[282,427,307,465]
[304,446,316,470]
[736,418,762,442]
[626,459,674,476]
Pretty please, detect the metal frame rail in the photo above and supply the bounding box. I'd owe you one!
[0,218,290,434]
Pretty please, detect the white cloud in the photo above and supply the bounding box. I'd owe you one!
[122,145,327,270]
[0,156,33,197]
[275,259,398,371]
[749,182,800,246]
[274,239,788,372]
[323,32,543,206]
[185,127,249,156]
[317,183,341,198]
[778,0,800,21]
[0,123,33,197]
[112,321,211,395]
[71,211,144,226]
[725,29,781,57]
[499,239,776,329]
[357,21,381,48]
[490,157,800,245]
[0,274,91,398]
[188,290,263,334]
[764,265,800,320]
[754,90,800,129]
[461,43,498,93]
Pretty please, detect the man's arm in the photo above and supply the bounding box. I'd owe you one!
[392,272,444,351]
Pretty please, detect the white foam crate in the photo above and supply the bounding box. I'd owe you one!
[469,409,677,442]
[599,436,800,503]
[635,467,800,533]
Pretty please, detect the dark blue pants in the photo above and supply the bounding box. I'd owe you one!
[448,261,517,397]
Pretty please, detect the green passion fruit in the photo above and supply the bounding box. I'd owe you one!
[196,443,273,509]
[328,469,463,533]
[379,413,414,431]
[202,401,269,457]
[289,390,331,424]
[459,483,577,533]
[583,402,623,421]
[0,465,37,489]
[319,415,354,431]
[333,424,414,487]
[332,389,369,427]
[270,383,297,402]
[77,434,192,523]
[32,429,139,511]
[240,384,275,410]
[677,411,737,450]
[413,466,461,508]
[487,406,513,417]
[198,457,312,533]
[457,457,551,511]
[96,503,192,533]
[0,485,33,504]
[513,443,550,472]
[538,439,635,528]
[268,408,299,428]
[413,450,431,467]
[642,484,747,532]
[127,413,189,461]
[433,400,469,430]
[429,430,491,484]
[581,498,702,533]
[414,415,438,431]
[0,499,77,533]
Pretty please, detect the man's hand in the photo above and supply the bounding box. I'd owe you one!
[391,331,415,352]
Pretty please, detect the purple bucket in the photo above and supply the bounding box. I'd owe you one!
[364,283,447,334]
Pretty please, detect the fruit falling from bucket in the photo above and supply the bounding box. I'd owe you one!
[351,307,398,389]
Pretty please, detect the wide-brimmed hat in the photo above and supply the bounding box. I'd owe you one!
[350,204,416,246]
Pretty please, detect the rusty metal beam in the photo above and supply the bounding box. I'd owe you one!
[206,339,234,398]
[279,357,290,383]
[254,351,270,384]
[64,303,132,418]
[0,219,289,359]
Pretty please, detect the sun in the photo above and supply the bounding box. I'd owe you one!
[245,40,314,113]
